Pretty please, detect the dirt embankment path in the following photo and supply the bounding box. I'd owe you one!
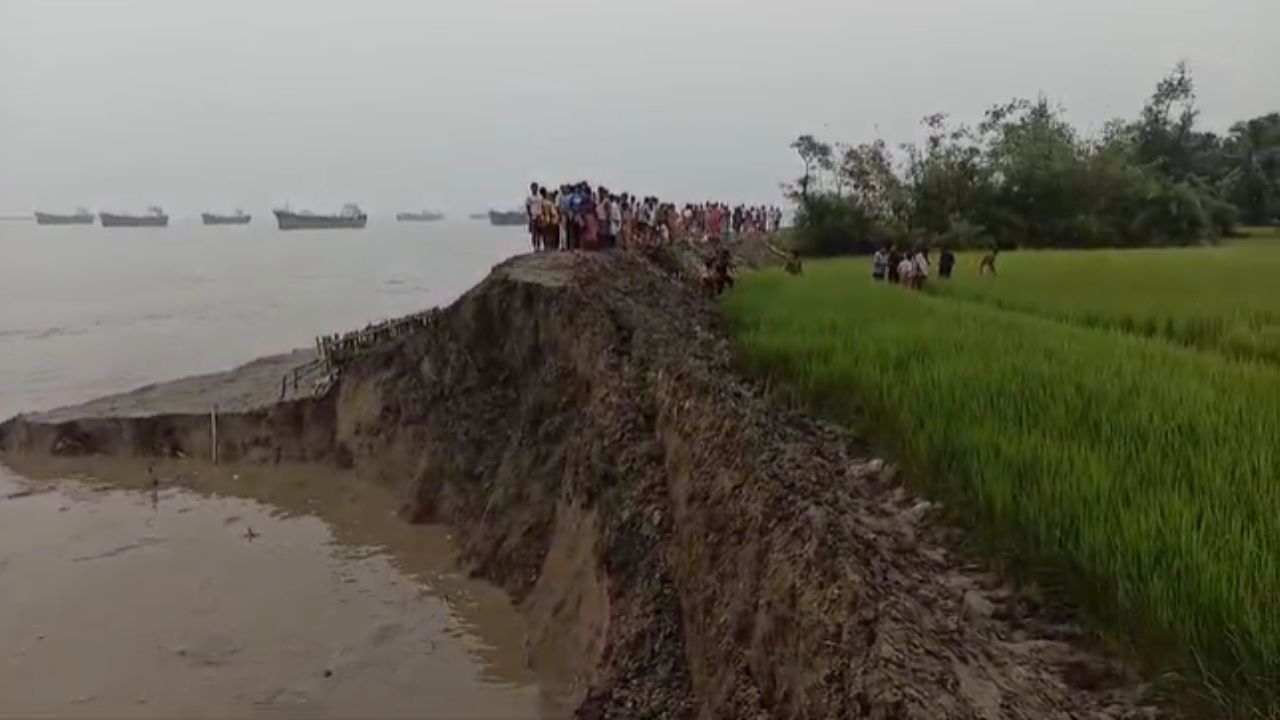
[2,246,1166,718]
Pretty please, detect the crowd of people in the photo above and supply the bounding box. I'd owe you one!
[523,182,783,253]
[871,245,998,287]
[872,245,950,288]
[519,182,1010,296]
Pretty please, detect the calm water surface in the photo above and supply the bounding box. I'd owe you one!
[0,218,528,416]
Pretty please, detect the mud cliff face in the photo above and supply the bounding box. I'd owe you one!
[2,248,1163,719]
[320,251,1161,719]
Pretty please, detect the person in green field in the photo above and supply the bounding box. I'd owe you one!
[911,246,930,289]
[887,245,902,283]
[872,246,889,281]
[785,251,803,276]
[980,248,999,276]
[939,247,956,279]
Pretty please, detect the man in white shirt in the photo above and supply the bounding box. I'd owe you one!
[872,247,889,281]
[525,183,542,251]
[607,196,623,248]
[912,249,930,289]
[897,256,915,287]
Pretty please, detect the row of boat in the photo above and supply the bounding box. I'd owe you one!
[30,205,467,230]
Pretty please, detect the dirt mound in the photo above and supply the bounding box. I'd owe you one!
[2,247,1166,718]
[322,249,1164,718]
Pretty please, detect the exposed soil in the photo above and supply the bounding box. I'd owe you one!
[2,244,1170,719]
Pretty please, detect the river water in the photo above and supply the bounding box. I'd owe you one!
[0,219,555,717]
[0,218,529,416]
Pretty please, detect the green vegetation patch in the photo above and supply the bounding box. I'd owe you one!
[929,243,1280,365]
[722,257,1280,714]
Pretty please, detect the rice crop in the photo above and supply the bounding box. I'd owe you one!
[722,253,1280,714]
[930,238,1280,365]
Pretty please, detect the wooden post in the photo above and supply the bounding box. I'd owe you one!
[210,404,219,465]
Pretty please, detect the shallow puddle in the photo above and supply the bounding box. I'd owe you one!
[0,459,559,718]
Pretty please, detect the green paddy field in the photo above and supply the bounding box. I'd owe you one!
[722,228,1280,715]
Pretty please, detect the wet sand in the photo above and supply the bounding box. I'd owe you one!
[0,459,558,718]
[27,349,318,423]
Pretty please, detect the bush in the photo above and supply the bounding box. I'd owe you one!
[1135,181,1214,246]
[1203,194,1240,238]
[941,214,989,249]
[792,195,884,256]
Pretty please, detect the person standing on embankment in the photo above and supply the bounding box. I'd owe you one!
[526,182,542,251]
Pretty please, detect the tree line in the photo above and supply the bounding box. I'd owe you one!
[789,63,1279,255]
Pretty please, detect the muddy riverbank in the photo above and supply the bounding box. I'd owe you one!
[2,245,1170,718]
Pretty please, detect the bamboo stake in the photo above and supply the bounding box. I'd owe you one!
[210,404,219,465]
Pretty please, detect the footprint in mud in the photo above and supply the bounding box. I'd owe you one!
[175,636,247,668]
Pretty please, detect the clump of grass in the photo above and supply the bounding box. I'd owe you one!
[722,259,1280,714]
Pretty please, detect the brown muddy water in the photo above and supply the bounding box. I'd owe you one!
[0,223,558,717]
[0,459,561,718]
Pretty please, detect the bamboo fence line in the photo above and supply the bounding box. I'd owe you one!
[279,310,440,401]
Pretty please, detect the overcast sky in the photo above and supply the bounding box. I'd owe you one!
[1,0,1274,215]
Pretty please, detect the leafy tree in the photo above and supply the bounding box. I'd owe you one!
[787,62,1270,255]
[1135,61,1200,180]
[790,134,833,201]
[837,139,907,224]
[791,194,884,256]
[902,113,990,237]
[982,98,1088,246]
[1220,114,1280,224]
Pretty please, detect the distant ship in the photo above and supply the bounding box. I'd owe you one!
[100,207,168,227]
[34,208,95,225]
[396,210,445,222]
[488,210,527,227]
[273,203,367,230]
[202,209,252,225]
[468,212,488,221]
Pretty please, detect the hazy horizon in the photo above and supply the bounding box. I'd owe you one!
[2,0,1274,215]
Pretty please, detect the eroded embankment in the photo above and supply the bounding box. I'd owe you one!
[1,248,1168,718]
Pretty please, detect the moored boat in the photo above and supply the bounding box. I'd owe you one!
[202,210,252,225]
[273,203,368,230]
[34,208,95,225]
[488,209,527,227]
[100,207,168,227]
